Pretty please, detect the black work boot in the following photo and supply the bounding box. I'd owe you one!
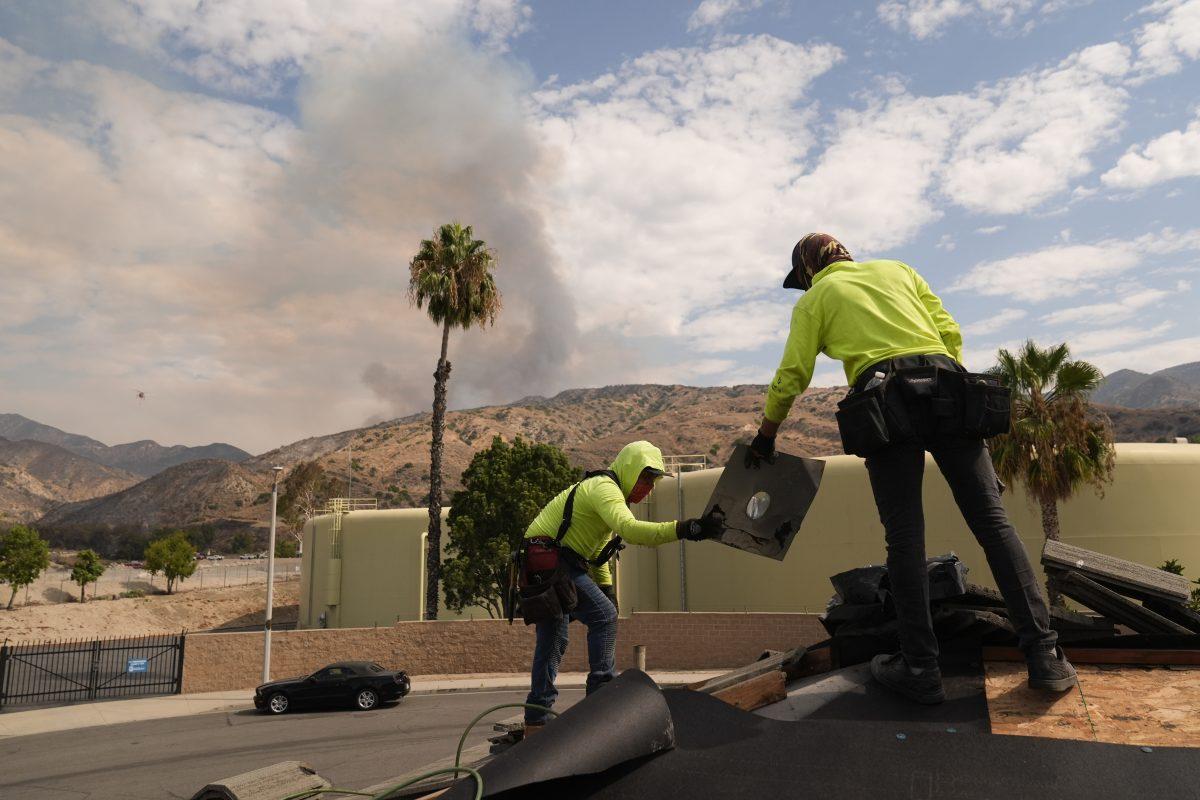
[870,653,946,705]
[1027,646,1078,692]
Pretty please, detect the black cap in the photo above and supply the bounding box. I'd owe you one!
[784,240,808,290]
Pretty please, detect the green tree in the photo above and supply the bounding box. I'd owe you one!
[70,549,105,603]
[275,538,299,558]
[229,531,255,554]
[278,460,340,531]
[189,524,217,554]
[144,531,196,594]
[409,222,502,620]
[0,524,51,610]
[989,341,1116,604]
[443,437,579,619]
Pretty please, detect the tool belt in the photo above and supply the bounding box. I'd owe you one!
[514,470,623,626]
[835,354,1011,457]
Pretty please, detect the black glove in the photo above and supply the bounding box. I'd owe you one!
[744,430,776,468]
[678,507,726,541]
[599,584,618,614]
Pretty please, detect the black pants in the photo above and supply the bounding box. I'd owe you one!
[864,437,1057,669]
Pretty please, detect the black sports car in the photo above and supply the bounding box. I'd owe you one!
[254,661,411,714]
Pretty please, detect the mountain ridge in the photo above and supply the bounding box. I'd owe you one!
[0,413,251,476]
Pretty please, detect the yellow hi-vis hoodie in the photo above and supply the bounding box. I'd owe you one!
[524,440,679,586]
[764,259,963,424]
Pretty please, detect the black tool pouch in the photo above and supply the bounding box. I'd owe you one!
[836,385,891,457]
[518,568,574,626]
[961,373,1011,438]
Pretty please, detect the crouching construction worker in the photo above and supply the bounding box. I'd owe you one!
[746,233,1076,705]
[519,440,723,732]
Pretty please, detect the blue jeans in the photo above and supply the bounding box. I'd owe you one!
[525,564,617,723]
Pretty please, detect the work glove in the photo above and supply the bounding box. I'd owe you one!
[599,584,618,615]
[744,430,776,469]
[677,507,726,541]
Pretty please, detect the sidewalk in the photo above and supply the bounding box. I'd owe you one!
[0,669,723,739]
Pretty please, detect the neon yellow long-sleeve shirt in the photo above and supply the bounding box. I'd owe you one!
[524,441,679,586]
[764,259,963,424]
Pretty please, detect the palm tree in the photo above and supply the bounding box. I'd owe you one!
[988,341,1116,605]
[409,222,501,620]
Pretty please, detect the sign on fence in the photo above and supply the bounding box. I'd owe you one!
[127,659,149,673]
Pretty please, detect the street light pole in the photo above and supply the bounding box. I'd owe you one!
[263,466,284,683]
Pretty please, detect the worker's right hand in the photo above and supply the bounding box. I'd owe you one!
[677,508,726,541]
[744,430,776,468]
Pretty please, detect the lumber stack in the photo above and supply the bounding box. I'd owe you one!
[1042,540,1200,636]
[689,647,809,712]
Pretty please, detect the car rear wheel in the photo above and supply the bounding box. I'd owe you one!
[355,688,379,710]
[267,692,289,714]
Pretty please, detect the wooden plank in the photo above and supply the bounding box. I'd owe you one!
[1143,598,1200,634]
[986,662,1200,748]
[711,670,787,712]
[1042,539,1191,603]
[1050,571,1193,635]
[688,647,806,694]
[983,646,1200,665]
[190,761,330,800]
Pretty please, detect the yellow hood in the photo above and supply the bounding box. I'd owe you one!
[609,441,668,497]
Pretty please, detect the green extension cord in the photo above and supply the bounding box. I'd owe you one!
[279,702,557,800]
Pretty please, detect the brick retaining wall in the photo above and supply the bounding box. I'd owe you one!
[182,613,826,693]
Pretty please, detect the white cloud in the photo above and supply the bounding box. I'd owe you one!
[940,43,1132,214]
[1131,0,1200,79]
[534,35,844,334]
[1084,335,1200,373]
[976,224,1007,234]
[961,307,1027,336]
[936,233,956,251]
[687,0,765,31]
[1101,113,1200,189]
[681,300,794,353]
[949,228,1200,302]
[1067,322,1174,355]
[1039,288,1169,325]
[877,0,1092,39]
[77,0,532,95]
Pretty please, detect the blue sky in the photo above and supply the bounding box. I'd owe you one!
[0,0,1198,452]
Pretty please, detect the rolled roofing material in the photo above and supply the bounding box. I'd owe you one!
[440,669,674,800]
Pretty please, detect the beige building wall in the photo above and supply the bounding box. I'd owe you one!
[300,443,1200,626]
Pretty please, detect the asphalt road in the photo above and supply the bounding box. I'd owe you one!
[0,688,584,800]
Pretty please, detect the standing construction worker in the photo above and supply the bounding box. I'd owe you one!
[746,233,1076,704]
[519,440,723,731]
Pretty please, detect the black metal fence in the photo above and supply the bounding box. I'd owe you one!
[0,633,185,711]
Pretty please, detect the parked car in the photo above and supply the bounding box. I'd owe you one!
[194,553,207,560]
[255,662,411,714]
[208,554,224,561]
[239,553,254,560]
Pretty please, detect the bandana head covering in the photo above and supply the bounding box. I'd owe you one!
[785,233,853,290]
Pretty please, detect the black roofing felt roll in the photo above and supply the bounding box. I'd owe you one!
[482,687,1200,800]
[439,669,675,800]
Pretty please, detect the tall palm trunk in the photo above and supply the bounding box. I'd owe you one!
[425,318,452,620]
[1039,496,1063,607]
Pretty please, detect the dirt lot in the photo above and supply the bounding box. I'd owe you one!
[0,581,299,642]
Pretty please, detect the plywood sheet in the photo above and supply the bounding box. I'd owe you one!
[1042,539,1192,602]
[985,662,1095,740]
[986,662,1200,748]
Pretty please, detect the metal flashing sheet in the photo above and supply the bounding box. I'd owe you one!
[702,444,825,560]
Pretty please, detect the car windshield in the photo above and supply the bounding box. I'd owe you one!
[368,663,385,673]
